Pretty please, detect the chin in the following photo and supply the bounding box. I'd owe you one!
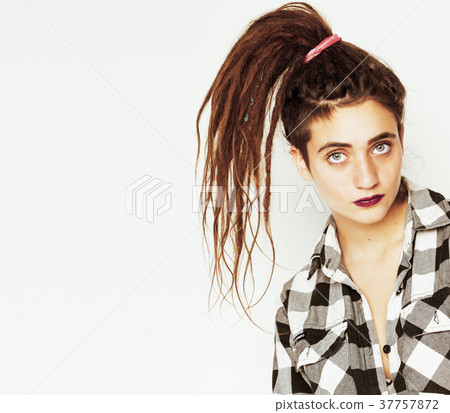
[355,208,389,224]
[356,215,386,225]
[337,206,387,225]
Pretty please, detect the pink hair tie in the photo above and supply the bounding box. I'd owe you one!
[303,34,342,64]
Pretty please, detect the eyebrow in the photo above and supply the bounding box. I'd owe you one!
[317,132,398,154]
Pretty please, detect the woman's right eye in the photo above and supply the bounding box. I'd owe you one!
[327,152,347,164]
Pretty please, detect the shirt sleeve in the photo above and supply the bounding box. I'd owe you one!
[272,284,313,394]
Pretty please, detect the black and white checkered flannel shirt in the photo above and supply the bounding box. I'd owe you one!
[272,176,450,395]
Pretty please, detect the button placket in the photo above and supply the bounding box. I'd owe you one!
[358,291,385,389]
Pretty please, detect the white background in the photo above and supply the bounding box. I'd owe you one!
[0,0,449,394]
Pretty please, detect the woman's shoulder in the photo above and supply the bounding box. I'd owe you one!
[405,177,450,204]
[405,177,450,230]
[278,261,320,312]
[277,215,335,312]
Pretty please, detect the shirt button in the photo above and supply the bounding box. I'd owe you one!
[383,345,391,354]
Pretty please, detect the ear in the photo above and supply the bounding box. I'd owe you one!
[290,146,313,181]
[399,124,404,152]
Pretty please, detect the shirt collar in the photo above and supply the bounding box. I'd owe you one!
[307,177,450,280]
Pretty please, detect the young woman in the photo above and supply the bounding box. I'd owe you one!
[195,2,450,395]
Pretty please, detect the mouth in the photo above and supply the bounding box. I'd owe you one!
[353,194,384,207]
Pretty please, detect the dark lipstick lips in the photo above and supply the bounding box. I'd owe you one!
[354,194,384,203]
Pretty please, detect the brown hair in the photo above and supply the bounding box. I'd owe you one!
[195,2,407,326]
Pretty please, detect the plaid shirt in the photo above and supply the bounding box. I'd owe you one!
[272,177,450,395]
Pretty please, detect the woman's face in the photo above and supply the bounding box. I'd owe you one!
[292,99,404,225]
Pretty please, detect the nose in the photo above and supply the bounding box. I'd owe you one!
[353,154,379,189]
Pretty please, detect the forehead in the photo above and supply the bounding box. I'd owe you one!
[308,100,398,146]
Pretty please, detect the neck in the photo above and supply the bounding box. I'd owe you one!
[333,198,408,259]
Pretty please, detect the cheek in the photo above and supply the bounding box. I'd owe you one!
[309,159,335,180]
[381,151,403,175]
[314,177,344,206]
[310,162,348,193]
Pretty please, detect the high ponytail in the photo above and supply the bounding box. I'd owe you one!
[195,2,406,326]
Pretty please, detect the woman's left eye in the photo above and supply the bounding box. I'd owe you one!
[373,142,392,154]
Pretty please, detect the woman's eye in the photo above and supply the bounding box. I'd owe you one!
[374,143,391,153]
[327,142,392,165]
[327,152,346,164]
